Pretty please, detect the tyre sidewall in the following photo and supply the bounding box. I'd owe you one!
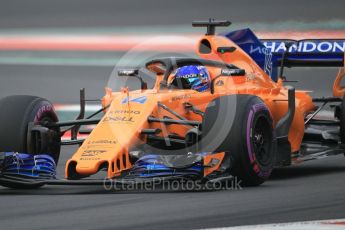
[236,98,275,183]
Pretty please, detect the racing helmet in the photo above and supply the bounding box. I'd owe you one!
[169,65,211,92]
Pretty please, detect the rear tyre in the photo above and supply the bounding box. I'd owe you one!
[0,95,60,163]
[202,95,276,186]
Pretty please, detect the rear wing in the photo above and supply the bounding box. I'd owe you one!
[261,39,345,67]
[222,29,345,81]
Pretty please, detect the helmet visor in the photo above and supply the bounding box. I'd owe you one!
[173,75,201,89]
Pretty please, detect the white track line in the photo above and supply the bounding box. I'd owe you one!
[205,219,345,230]
[54,104,101,112]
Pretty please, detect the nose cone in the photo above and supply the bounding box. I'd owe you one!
[66,92,157,178]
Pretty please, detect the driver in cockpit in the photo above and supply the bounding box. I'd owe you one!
[168,65,211,92]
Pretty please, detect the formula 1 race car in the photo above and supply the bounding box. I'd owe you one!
[1,19,345,189]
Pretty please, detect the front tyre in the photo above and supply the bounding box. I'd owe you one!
[202,95,276,186]
[0,95,60,163]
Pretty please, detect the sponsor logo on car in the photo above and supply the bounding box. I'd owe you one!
[103,116,134,123]
[81,150,107,157]
[171,94,192,101]
[80,157,101,161]
[215,80,224,86]
[121,96,147,104]
[87,139,117,145]
[262,41,345,53]
[112,110,141,115]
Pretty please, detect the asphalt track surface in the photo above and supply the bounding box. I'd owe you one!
[1,1,345,229]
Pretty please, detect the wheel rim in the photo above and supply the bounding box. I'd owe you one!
[251,115,272,167]
[31,115,60,163]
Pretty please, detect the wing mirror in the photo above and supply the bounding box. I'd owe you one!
[210,68,246,94]
[217,46,236,54]
[221,68,245,76]
[118,69,148,90]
